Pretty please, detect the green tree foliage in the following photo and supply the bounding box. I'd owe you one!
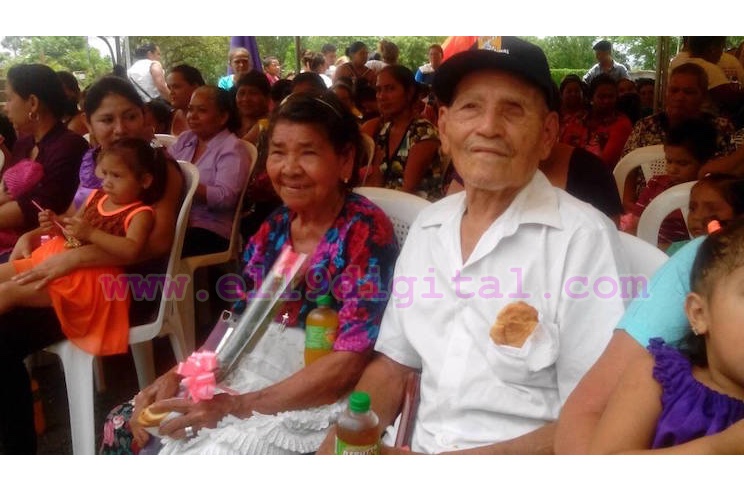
[129,36,230,86]
[256,37,305,75]
[387,36,448,70]
[9,35,742,92]
[0,36,112,81]
[614,36,669,70]
[528,36,599,72]
[254,36,447,75]
[1,37,27,57]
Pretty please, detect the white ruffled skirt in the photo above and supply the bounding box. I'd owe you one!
[159,324,346,455]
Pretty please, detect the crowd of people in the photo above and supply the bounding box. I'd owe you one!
[3,35,744,456]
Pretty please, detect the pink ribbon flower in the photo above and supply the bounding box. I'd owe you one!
[177,351,218,402]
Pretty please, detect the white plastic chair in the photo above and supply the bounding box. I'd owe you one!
[353,187,431,246]
[617,231,669,280]
[637,180,696,246]
[173,141,257,354]
[613,144,666,199]
[154,133,178,148]
[43,160,199,455]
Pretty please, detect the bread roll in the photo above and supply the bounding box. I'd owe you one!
[490,301,539,348]
[137,406,171,428]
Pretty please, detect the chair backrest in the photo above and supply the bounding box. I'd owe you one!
[617,231,669,281]
[242,139,258,176]
[359,134,376,186]
[613,144,666,199]
[228,141,258,256]
[353,186,431,246]
[362,134,375,165]
[636,180,696,246]
[129,160,199,344]
[154,133,178,148]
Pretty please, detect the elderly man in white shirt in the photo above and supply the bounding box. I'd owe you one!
[318,37,628,455]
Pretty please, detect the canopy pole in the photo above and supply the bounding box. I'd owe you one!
[294,36,302,74]
[654,36,671,113]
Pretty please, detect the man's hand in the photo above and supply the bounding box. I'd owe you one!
[380,444,422,455]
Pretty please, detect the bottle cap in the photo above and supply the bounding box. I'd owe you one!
[349,391,371,413]
[316,294,333,307]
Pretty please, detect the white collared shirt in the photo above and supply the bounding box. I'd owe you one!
[376,171,628,453]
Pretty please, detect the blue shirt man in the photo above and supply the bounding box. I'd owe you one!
[583,40,629,85]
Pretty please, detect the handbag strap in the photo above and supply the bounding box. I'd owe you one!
[128,73,156,101]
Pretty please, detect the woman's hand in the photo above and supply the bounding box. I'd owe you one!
[153,393,243,440]
[130,369,181,447]
[9,230,39,261]
[11,248,82,289]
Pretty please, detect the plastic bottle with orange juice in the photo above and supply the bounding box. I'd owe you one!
[335,391,380,455]
[304,294,338,366]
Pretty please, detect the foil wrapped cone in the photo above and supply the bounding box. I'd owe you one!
[211,245,307,383]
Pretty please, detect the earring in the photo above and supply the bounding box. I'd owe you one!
[343,177,349,184]
[691,325,699,336]
[27,110,40,122]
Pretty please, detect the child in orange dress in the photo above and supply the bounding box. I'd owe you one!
[0,137,168,355]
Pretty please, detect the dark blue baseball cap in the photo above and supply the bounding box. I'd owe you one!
[432,37,557,111]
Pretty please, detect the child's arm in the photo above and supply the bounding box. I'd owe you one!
[588,352,744,454]
[589,352,662,453]
[621,181,655,235]
[63,209,155,265]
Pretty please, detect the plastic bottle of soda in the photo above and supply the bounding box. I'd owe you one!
[335,391,380,455]
[304,294,338,366]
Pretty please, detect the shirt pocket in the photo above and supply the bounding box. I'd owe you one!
[484,319,560,387]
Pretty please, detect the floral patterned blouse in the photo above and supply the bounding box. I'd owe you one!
[240,192,399,353]
[560,111,633,170]
[621,112,736,158]
[375,118,443,200]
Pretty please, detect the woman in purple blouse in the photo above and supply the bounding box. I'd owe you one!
[168,85,251,257]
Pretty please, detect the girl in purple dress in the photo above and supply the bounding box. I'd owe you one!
[590,218,744,453]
